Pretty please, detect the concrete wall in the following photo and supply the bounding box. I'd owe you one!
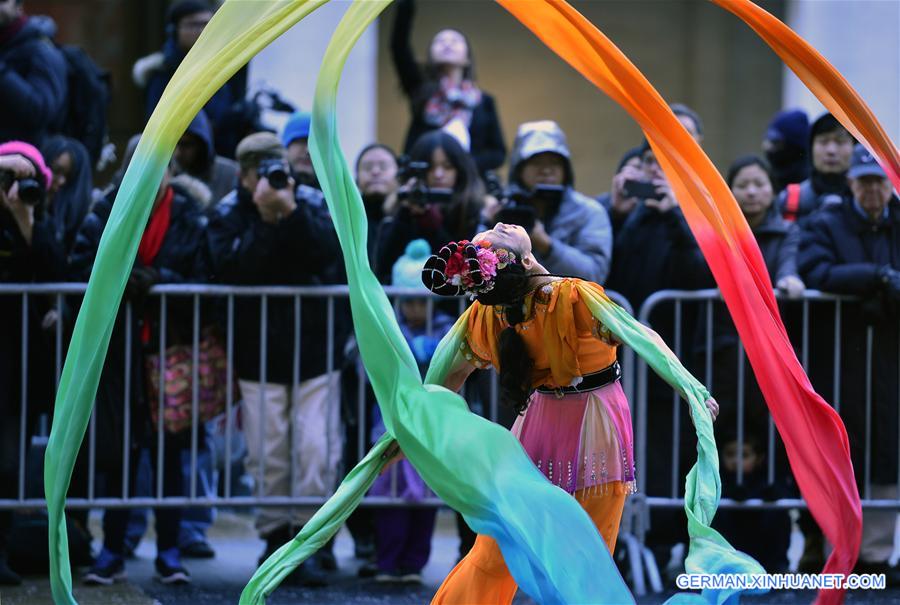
[376,0,787,195]
[249,2,378,167]
[784,0,900,145]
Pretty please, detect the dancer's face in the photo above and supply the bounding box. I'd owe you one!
[472,222,530,257]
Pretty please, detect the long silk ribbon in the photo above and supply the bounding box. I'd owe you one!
[711,0,899,193]
[43,2,331,602]
[494,2,875,604]
[44,0,895,604]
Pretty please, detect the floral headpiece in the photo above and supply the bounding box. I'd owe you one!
[422,240,518,298]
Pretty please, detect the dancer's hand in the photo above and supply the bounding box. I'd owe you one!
[380,440,405,475]
[704,397,719,422]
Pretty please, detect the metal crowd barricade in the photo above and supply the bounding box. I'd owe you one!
[635,288,900,511]
[624,288,900,594]
[0,283,633,512]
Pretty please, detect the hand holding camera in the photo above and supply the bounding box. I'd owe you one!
[395,157,453,209]
[493,184,564,233]
[641,178,678,213]
[0,154,41,244]
[611,165,645,216]
[253,159,296,223]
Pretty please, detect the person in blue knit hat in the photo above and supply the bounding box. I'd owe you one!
[281,111,319,190]
[763,108,810,192]
[367,239,454,583]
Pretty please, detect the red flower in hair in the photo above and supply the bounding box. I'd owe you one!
[445,250,466,283]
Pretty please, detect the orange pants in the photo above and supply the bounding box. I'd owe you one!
[431,482,627,605]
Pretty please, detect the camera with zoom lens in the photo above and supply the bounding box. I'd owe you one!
[396,155,453,206]
[257,158,291,190]
[0,169,45,206]
[493,184,565,232]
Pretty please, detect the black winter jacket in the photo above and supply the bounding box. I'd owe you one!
[0,16,67,146]
[0,208,64,420]
[390,0,506,174]
[205,186,349,384]
[798,197,899,484]
[68,184,207,465]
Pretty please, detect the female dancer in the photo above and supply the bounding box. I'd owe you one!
[416,222,719,603]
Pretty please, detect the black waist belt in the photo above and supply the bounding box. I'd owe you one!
[535,361,622,396]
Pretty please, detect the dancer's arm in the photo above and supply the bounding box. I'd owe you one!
[576,281,718,424]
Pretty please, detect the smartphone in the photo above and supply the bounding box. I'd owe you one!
[623,179,665,201]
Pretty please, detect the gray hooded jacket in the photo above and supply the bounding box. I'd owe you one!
[509,121,612,283]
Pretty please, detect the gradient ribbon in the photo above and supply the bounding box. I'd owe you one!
[44,0,897,604]
[493,2,890,603]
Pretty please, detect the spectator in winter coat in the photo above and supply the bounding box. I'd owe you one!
[375,131,486,284]
[204,132,349,586]
[40,135,93,255]
[762,108,810,193]
[173,109,238,207]
[497,120,613,284]
[70,164,207,587]
[0,1,68,146]
[798,145,900,585]
[596,146,643,238]
[355,143,400,265]
[0,143,62,586]
[390,0,505,174]
[281,111,320,191]
[133,0,246,159]
[776,112,854,224]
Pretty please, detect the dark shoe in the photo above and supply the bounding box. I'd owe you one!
[180,540,216,559]
[357,560,378,578]
[354,537,376,560]
[83,549,126,586]
[797,531,825,573]
[155,547,191,584]
[287,558,328,588]
[258,526,293,566]
[0,555,22,586]
[316,548,338,572]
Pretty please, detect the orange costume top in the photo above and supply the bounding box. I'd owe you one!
[462,278,620,387]
[458,278,634,494]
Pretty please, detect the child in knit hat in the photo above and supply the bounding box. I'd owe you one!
[368,239,455,583]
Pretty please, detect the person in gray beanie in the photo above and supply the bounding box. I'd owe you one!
[491,120,612,284]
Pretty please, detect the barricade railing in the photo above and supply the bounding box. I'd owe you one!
[635,288,900,511]
[0,282,634,512]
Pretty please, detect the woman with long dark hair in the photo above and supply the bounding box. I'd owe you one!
[390,0,505,174]
[374,130,486,283]
[40,136,93,255]
[413,223,719,603]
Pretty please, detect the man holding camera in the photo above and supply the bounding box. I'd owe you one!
[205,132,347,586]
[496,120,612,284]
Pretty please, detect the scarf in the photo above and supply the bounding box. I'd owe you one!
[423,76,482,129]
[137,186,173,266]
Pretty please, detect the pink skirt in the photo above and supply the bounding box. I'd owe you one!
[511,382,636,495]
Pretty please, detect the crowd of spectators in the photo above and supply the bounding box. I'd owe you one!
[0,0,898,592]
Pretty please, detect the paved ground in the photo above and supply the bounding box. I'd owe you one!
[2,510,899,604]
